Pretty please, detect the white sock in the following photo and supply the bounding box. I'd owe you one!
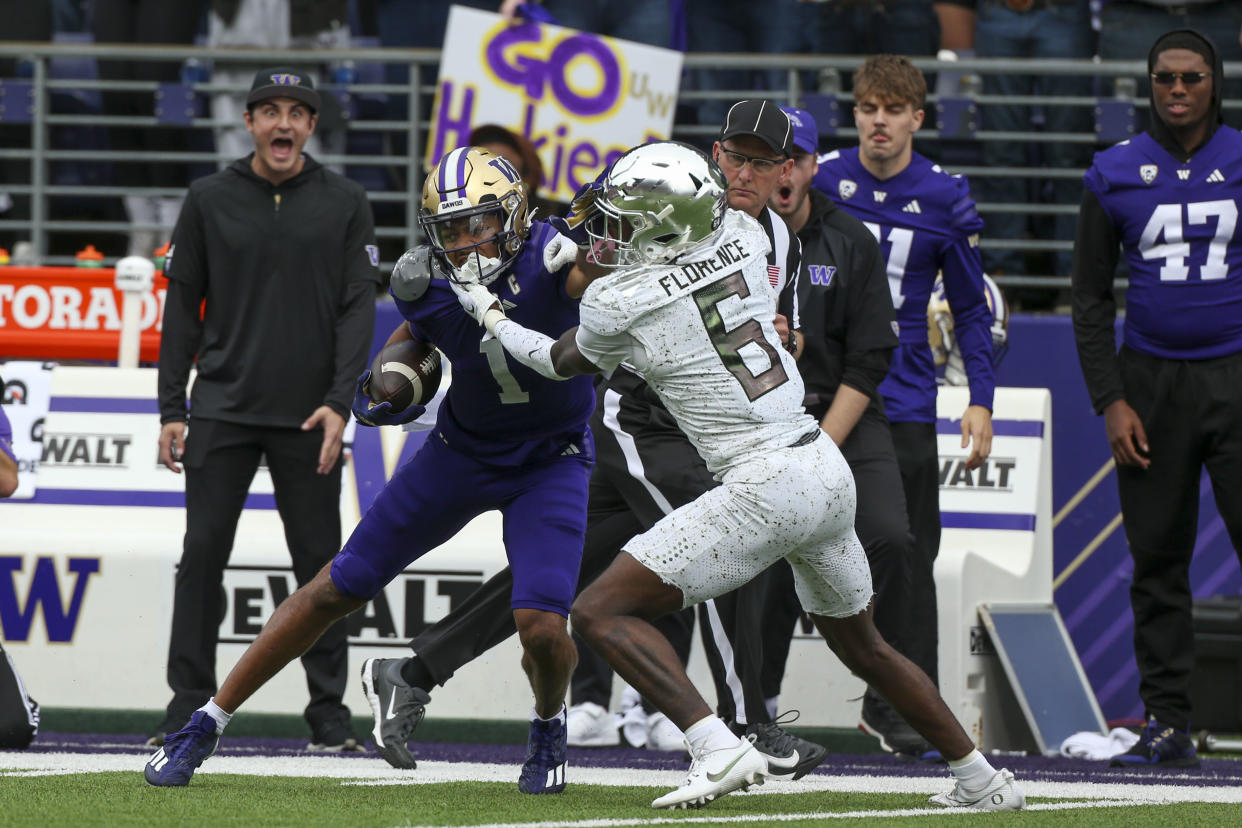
[201,699,232,734]
[948,749,996,789]
[532,703,566,725]
[684,715,739,755]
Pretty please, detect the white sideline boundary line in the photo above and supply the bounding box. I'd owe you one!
[401,801,1144,828]
[3,751,1242,805]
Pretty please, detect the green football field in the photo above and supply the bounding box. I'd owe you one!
[3,741,1241,827]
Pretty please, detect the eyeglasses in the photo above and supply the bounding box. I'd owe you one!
[1151,71,1212,86]
[717,147,786,175]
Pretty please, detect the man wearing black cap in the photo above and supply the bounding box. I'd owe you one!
[1072,29,1242,769]
[150,66,380,751]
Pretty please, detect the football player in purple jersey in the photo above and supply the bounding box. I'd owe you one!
[1073,29,1241,769]
[144,146,596,794]
[0,395,18,498]
[813,54,997,757]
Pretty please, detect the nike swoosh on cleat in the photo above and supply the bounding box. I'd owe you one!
[764,749,799,769]
[385,686,399,720]
[705,751,747,783]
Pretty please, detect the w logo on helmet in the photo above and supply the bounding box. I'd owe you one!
[269,73,302,86]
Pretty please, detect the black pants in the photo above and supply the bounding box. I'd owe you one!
[1116,347,1242,731]
[890,419,941,685]
[702,409,916,721]
[163,418,349,735]
[0,641,38,749]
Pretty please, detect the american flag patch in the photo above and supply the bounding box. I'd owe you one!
[767,265,780,287]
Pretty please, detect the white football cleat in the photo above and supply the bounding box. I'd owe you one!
[566,702,620,747]
[929,768,1026,811]
[651,737,767,810]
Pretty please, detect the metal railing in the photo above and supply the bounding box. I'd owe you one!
[2,42,1237,299]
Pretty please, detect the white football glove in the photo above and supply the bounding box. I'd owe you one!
[449,278,506,334]
[542,232,579,273]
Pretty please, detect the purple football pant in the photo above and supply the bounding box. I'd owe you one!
[331,432,592,616]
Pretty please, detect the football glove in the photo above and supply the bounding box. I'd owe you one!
[548,164,612,246]
[351,370,426,427]
[449,278,507,334]
[542,233,579,273]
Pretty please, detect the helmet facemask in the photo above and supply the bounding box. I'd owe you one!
[586,141,727,269]
[419,147,530,286]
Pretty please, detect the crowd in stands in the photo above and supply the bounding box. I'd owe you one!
[1,0,1240,308]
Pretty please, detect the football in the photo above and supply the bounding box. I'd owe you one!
[366,339,442,413]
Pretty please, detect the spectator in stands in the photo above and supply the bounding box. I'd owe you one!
[1098,1,1242,130]
[974,0,1092,308]
[150,67,381,752]
[499,0,677,49]
[92,0,206,257]
[1072,28,1240,769]
[0,1,54,255]
[208,1,352,167]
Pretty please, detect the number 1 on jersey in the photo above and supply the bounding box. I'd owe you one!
[863,222,914,308]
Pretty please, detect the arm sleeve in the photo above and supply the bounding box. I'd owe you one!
[840,224,896,400]
[157,193,207,424]
[492,319,568,380]
[327,190,381,418]
[940,235,995,411]
[1071,188,1124,414]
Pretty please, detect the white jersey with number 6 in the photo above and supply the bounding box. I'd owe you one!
[575,210,818,476]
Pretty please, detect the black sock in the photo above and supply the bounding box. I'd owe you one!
[400,656,437,692]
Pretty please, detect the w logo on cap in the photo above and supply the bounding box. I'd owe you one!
[269,73,302,86]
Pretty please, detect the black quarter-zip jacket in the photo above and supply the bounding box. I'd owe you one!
[795,188,898,420]
[158,154,380,427]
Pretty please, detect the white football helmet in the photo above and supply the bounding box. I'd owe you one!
[929,273,1009,386]
[585,140,727,268]
[419,146,530,286]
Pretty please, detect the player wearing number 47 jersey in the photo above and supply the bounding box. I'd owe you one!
[145,146,596,794]
[1073,29,1242,769]
[813,54,997,756]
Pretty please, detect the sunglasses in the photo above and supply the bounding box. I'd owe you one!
[717,147,786,175]
[1151,71,1212,86]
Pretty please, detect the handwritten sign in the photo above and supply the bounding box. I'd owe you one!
[429,6,683,202]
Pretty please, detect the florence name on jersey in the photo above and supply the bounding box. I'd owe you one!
[575,210,817,476]
[1085,127,1242,360]
[815,147,994,422]
[393,220,596,464]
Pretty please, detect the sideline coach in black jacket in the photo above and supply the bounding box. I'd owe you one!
[765,107,931,758]
[153,67,380,750]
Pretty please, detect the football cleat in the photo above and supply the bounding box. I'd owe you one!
[651,736,767,810]
[746,717,829,780]
[143,711,219,787]
[566,702,620,747]
[518,716,568,794]
[361,657,430,769]
[929,768,1026,811]
[1109,716,1199,768]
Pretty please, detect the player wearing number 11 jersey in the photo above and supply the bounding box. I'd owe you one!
[1072,29,1241,769]
[812,54,997,755]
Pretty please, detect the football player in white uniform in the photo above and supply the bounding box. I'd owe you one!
[450,141,1026,813]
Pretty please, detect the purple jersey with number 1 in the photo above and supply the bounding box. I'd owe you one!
[815,147,995,423]
[1085,127,1242,360]
[331,221,596,615]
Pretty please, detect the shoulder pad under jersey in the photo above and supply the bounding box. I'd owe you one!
[389,245,444,302]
